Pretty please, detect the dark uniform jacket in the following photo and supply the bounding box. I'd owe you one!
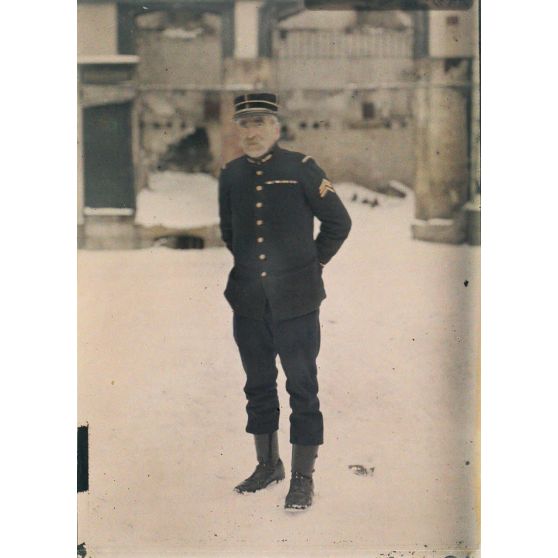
[218,143,351,321]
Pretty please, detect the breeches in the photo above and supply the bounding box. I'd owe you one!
[232,303,323,446]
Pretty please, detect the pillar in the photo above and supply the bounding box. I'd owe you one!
[221,0,275,166]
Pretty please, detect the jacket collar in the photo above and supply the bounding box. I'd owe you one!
[245,142,280,165]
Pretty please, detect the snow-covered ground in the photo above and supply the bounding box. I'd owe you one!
[79,177,480,557]
[135,172,220,229]
[134,171,411,231]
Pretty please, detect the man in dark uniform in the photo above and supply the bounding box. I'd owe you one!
[218,93,351,510]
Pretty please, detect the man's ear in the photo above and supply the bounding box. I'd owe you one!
[273,120,281,141]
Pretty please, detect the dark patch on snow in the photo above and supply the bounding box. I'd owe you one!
[374,182,407,198]
[350,193,381,207]
[154,235,204,249]
[348,464,375,476]
[464,280,469,287]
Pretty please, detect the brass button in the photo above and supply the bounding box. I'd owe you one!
[259,254,266,260]
[261,271,267,277]
[256,185,263,191]
[256,219,264,226]
[256,170,263,176]
[257,237,264,243]
[256,202,263,208]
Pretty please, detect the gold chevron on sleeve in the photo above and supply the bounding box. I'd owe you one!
[319,179,336,198]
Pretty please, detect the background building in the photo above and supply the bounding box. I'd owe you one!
[77,0,479,247]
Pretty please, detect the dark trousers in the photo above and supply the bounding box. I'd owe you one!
[233,302,323,446]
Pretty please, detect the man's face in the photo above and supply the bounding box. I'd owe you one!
[236,114,280,159]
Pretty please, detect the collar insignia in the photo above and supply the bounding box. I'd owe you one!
[246,152,273,165]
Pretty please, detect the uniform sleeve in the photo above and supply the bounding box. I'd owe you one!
[218,171,233,253]
[300,158,352,265]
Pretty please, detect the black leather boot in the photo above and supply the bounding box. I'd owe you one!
[234,432,285,493]
[284,445,318,511]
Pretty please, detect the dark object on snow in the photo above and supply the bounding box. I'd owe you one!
[155,234,204,250]
[373,181,407,198]
[77,542,87,557]
[235,432,285,493]
[351,193,358,202]
[285,444,318,510]
[361,197,380,207]
[349,464,375,476]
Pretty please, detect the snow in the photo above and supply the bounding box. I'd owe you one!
[135,172,220,230]
[163,27,204,40]
[79,179,480,557]
[134,172,410,231]
[413,217,456,227]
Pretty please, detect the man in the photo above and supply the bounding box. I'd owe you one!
[218,93,351,511]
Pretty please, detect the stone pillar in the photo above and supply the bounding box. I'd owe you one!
[415,60,471,217]
[220,0,275,167]
[411,5,476,244]
[234,1,262,59]
[465,5,480,245]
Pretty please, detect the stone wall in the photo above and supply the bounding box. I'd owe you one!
[77,3,117,56]
[138,90,223,175]
[278,89,415,188]
[136,11,222,87]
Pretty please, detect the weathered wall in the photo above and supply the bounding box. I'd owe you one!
[278,89,415,188]
[429,9,475,58]
[277,9,357,30]
[77,3,118,56]
[136,11,222,87]
[270,14,417,188]
[135,10,225,174]
[273,28,415,88]
[139,90,222,174]
[282,124,415,188]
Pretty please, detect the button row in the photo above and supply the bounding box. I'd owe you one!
[256,183,266,274]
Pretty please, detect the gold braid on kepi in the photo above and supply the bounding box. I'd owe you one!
[233,93,279,120]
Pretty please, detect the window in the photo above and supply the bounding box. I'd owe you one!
[362,102,376,120]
